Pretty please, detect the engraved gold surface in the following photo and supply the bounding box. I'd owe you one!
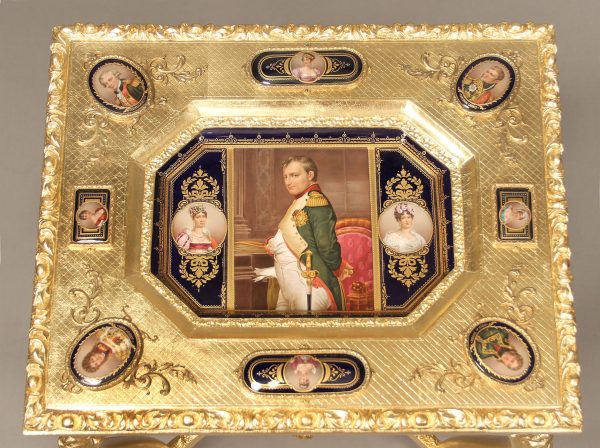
[24,23,580,435]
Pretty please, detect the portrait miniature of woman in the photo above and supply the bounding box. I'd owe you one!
[462,63,506,105]
[175,204,218,254]
[291,52,324,83]
[80,326,132,375]
[382,203,427,254]
[78,204,108,229]
[500,201,531,230]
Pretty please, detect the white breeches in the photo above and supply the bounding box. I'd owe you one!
[270,230,329,312]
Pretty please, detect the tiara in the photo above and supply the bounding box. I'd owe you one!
[395,203,414,215]
[189,204,206,216]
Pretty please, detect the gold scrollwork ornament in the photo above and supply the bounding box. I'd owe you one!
[123,360,198,396]
[495,105,528,167]
[69,262,103,326]
[122,304,160,342]
[257,363,282,382]
[59,371,83,394]
[77,108,110,148]
[76,107,142,163]
[326,363,351,382]
[409,358,479,393]
[146,55,206,84]
[399,51,464,82]
[501,266,536,328]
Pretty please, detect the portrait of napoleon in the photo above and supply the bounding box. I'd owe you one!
[235,148,373,313]
[259,156,353,311]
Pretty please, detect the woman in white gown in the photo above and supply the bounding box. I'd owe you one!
[291,52,323,83]
[175,204,218,254]
[383,203,427,254]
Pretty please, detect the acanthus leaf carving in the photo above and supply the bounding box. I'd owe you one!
[501,266,536,328]
[409,358,479,393]
[399,52,464,82]
[69,262,103,326]
[146,55,206,85]
[123,360,198,396]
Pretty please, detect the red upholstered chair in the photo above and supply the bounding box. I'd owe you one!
[335,218,374,311]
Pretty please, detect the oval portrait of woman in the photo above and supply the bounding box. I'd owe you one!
[283,355,324,393]
[70,321,140,388]
[290,51,326,84]
[171,202,227,255]
[378,202,434,254]
[89,58,149,113]
[499,201,532,230]
[456,56,516,112]
[75,202,108,230]
[468,320,535,383]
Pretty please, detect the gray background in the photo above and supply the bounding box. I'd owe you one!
[0,0,597,447]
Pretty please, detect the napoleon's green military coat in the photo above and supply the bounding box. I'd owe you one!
[278,184,347,310]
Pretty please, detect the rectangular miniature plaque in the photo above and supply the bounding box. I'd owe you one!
[24,23,581,448]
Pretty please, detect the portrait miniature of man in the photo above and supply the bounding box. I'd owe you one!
[474,325,525,373]
[286,355,323,391]
[255,156,353,312]
[98,68,145,108]
[79,326,132,376]
[461,63,506,105]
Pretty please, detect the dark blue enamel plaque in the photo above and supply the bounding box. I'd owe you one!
[244,353,367,393]
[251,50,363,85]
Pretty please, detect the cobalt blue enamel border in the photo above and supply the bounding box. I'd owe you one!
[151,128,454,318]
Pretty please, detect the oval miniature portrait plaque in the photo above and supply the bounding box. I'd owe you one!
[467,320,536,384]
[69,320,141,388]
[171,202,228,255]
[456,55,517,112]
[88,57,149,114]
[378,201,434,254]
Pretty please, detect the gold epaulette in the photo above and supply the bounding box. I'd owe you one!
[307,191,329,207]
[130,78,141,87]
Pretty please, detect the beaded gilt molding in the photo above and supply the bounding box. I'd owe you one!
[24,23,580,436]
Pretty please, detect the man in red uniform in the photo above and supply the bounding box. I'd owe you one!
[462,64,505,105]
[99,69,145,108]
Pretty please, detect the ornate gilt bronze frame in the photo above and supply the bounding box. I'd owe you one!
[25,23,580,448]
